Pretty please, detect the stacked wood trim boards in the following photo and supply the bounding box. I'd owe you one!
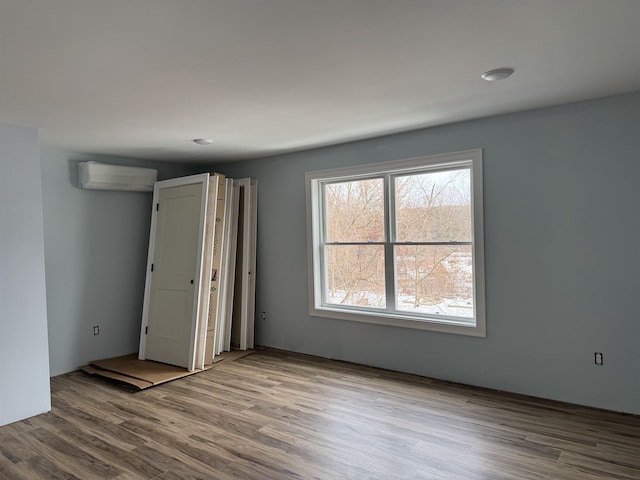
[139,173,257,371]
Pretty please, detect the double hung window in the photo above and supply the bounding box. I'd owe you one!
[306,149,485,336]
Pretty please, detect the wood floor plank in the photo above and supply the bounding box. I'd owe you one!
[0,430,38,463]
[130,443,226,480]
[17,455,83,480]
[1,348,638,479]
[121,417,231,473]
[0,458,25,480]
[52,426,163,479]
[29,427,122,479]
[49,397,148,451]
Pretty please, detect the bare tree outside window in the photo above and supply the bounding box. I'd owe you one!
[394,170,473,318]
[324,178,385,307]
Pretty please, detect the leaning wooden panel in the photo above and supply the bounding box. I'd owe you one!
[231,179,249,349]
[215,180,233,356]
[232,178,255,351]
[203,174,226,364]
[223,179,240,352]
[212,178,229,357]
[194,176,218,369]
[247,180,258,349]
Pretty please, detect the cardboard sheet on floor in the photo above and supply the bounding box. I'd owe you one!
[81,364,155,390]
[81,349,255,390]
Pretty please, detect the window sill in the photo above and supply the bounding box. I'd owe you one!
[310,305,486,337]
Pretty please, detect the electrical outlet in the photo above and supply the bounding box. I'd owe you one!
[595,352,603,365]
[261,311,266,320]
[93,325,100,336]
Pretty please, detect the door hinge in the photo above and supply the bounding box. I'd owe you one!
[145,326,148,335]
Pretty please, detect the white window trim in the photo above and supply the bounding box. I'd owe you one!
[305,149,486,337]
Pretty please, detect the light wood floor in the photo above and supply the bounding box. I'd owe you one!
[1,349,639,480]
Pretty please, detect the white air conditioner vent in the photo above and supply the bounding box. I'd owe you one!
[78,161,158,192]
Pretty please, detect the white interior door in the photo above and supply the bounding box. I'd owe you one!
[139,174,209,369]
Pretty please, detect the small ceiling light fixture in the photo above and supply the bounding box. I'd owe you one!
[481,67,514,82]
[193,138,214,145]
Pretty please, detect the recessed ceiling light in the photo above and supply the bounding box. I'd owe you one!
[193,138,214,145]
[481,68,514,82]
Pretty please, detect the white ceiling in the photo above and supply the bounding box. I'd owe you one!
[1,0,639,163]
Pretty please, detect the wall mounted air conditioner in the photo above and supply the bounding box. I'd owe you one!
[78,161,158,192]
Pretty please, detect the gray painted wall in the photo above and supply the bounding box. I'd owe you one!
[212,92,640,414]
[40,150,197,376]
[0,123,51,426]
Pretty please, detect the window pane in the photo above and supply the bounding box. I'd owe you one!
[324,178,384,242]
[395,245,473,318]
[395,169,471,242]
[325,245,386,308]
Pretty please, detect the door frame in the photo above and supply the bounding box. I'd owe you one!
[222,179,239,352]
[247,179,258,349]
[234,178,257,351]
[138,173,210,371]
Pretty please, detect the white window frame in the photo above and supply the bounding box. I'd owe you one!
[306,149,486,337]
